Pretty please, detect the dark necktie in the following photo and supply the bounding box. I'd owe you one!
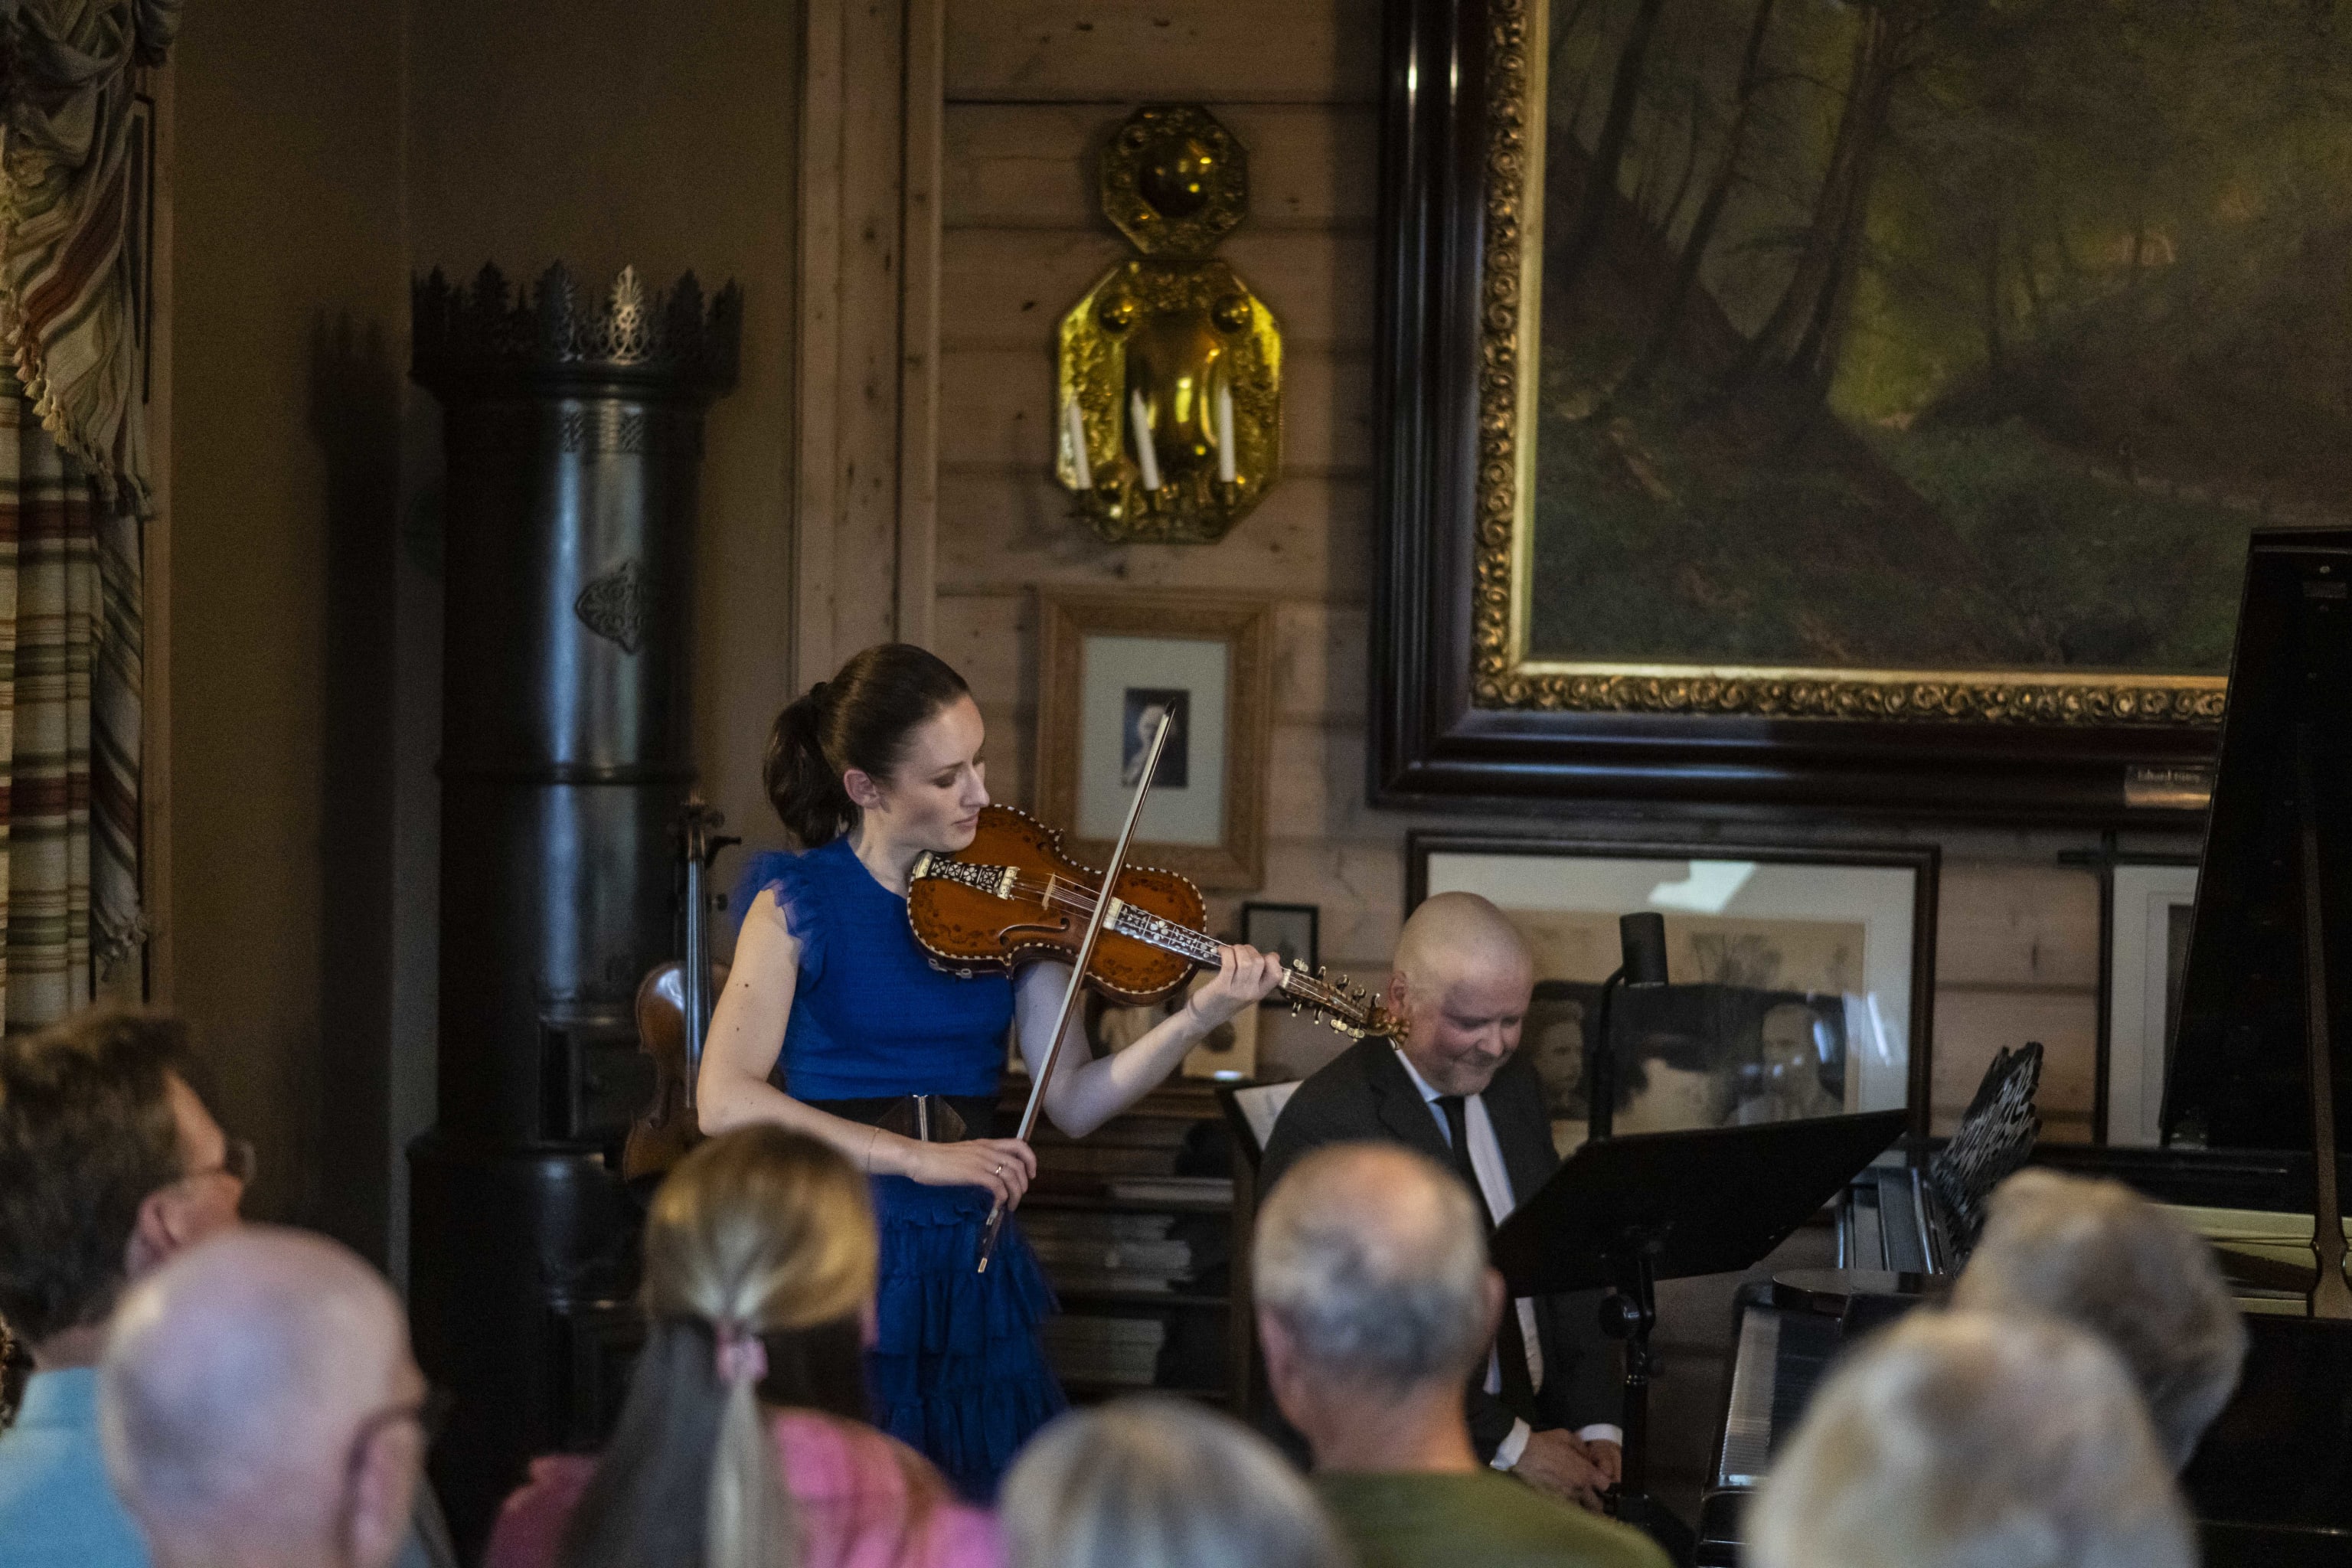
[1437,1094,1539,1410]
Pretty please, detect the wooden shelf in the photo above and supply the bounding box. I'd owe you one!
[1055,1287,1230,1309]
[1021,1190,1233,1216]
[1010,1081,1256,1418]
[1061,1378,1231,1404]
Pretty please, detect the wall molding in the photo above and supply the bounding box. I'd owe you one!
[792,0,945,687]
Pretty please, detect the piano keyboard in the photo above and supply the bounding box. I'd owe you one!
[1716,1306,1781,1487]
[1697,1165,1953,1566]
[1712,1302,1847,1488]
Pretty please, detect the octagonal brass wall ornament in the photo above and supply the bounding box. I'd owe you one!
[1100,105,1248,258]
[1054,105,1282,545]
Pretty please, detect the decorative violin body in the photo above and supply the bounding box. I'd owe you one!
[624,961,699,1181]
[622,795,738,1181]
[907,804,1399,1040]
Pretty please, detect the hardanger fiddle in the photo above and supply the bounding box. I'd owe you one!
[905,804,1400,1043]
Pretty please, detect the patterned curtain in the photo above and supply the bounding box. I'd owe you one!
[0,0,181,1031]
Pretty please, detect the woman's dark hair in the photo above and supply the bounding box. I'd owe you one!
[763,643,971,848]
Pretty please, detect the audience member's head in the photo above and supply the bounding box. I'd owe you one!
[0,1010,243,1366]
[1002,1395,1352,1568]
[1387,892,1534,1096]
[99,1227,425,1568]
[1749,1309,2196,1568]
[560,1125,879,1568]
[1954,1168,2246,1467]
[0,1319,26,1425]
[1253,1141,1494,1469]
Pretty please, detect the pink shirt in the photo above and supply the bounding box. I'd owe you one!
[484,1411,1002,1568]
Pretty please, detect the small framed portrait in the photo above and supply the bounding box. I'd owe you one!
[1091,981,1260,1081]
[1239,902,1319,978]
[1120,689,1191,787]
[1035,590,1274,890]
[2103,859,2200,1146]
[1410,835,1939,1141]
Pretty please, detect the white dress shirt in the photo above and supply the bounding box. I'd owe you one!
[1392,1046,1623,1468]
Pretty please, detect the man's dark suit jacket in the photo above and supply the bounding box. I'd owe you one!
[1258,1037,1622,1462]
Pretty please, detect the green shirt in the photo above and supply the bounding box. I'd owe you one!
[1315,1471,1674,1568]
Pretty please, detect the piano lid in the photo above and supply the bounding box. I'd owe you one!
[2164,528,2352,1152]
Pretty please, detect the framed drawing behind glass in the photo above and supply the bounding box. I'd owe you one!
[1239,902,1319,978]
[1034,590,1273,890]
[1367,0,2344,816]
[1411,835,1936,1147]
[2103,859,2199,1147]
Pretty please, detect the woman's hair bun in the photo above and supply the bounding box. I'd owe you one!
[761,645,970,848]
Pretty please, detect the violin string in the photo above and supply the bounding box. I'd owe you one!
[966,862,1362,1017]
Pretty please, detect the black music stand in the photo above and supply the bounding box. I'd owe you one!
[1492,1109,1909,1557]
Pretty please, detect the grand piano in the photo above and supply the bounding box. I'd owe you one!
[1698,527,2352,1566]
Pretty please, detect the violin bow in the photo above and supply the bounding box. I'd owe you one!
[976,709,1175,1274]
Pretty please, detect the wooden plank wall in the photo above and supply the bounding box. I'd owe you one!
[934,3,2200,1510]
[937,0,2142,1135]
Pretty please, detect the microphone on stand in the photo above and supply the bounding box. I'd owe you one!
[1586,912,1671,1142]
[1620,912,1670,988]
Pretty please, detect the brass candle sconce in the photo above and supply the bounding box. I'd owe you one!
[1055,106,1282,544]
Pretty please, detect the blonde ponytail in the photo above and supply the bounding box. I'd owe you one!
[707,1334,796,1568]
[556,1129,880,1568]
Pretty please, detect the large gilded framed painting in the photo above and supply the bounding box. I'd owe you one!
[1372,0,2331,815]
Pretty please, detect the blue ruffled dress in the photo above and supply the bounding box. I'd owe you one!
[737,836,1066,1498]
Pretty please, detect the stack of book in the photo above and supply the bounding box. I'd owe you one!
[1040,1315,1168,1388]
[1021,1210,1194,1295]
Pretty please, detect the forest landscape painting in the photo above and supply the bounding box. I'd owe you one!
[1527,0,2352,678]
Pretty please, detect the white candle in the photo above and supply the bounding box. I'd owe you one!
[1062,396,1093,490]
[1215,383,1238,484]
[1129,388,1162,492]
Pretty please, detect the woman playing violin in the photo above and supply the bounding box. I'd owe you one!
[698,642,1284,1498]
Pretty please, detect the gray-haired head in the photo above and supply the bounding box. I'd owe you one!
[1253,1142,1490,1393]
[1002,1395,1353,1568]
[1952,1168,2246,1468]
[1749,1308,2196,1568]
[100,1226,425,1568]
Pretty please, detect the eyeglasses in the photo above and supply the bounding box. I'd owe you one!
[183,1137,257,1187]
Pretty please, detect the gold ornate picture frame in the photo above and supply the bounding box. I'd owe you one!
[1034,590,1272,890]
[1373,0,2261,818]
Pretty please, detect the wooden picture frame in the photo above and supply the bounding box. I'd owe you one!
[1034,590,1273,891]
[2099,857,2200,1148]
[1409,833,1939,1142]
[1239,901,1320,982]
[1371,0,2232,821]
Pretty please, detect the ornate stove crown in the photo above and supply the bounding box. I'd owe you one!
[411,262,741,394]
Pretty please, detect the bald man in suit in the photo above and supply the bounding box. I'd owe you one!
[1260,893,1621,1510]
